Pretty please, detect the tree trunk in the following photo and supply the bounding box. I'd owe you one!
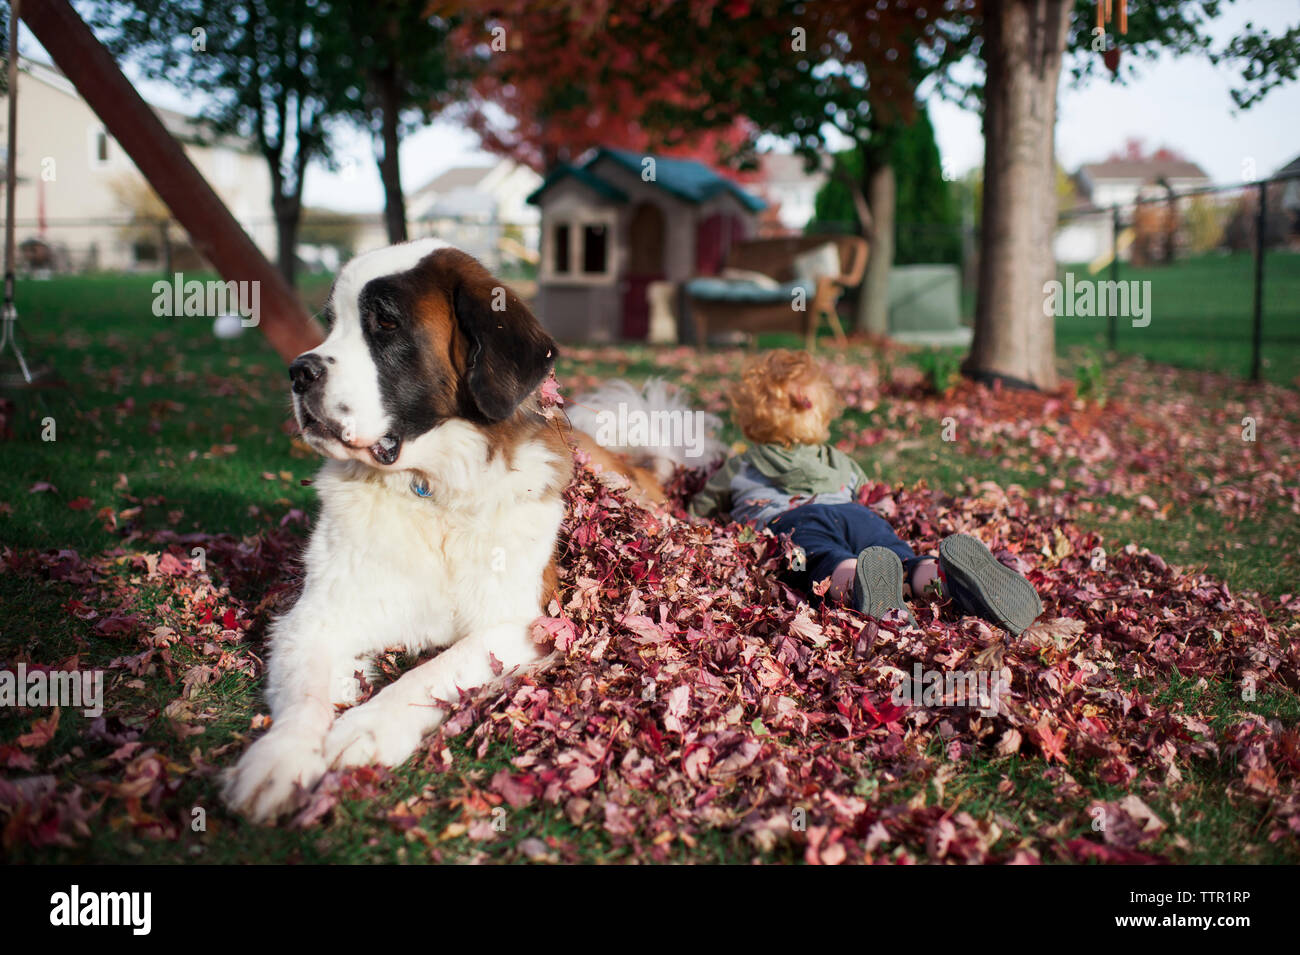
[373,64,408,244]
[964,0,1070,390]
[272,189,301,288]
[855,162,895,337]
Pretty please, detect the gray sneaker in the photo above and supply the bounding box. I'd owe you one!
[853,547,917,628]
[937,534,1042,636]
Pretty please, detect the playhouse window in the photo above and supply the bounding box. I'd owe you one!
[582,225,607,274]
[553,224,571,273]
[546,216,614,282]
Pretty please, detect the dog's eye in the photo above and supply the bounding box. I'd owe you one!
[371,305,400,332]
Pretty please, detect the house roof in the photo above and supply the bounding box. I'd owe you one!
[527,147,765,211]
[1079,158,1210,182]
[151,103,248,151]
[528,162,629,203]
[417,190,497,220]
[413,164,497,197]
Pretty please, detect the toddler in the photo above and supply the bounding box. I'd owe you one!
[689,350,1041,633]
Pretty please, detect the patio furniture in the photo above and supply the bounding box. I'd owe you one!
[685,234,868,349]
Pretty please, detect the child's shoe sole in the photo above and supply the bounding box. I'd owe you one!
[854,547,916,627]
[938,534,1042,636]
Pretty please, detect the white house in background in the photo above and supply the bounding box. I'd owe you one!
[0,57,273,271]
[396,158,542,270]
[1077,157,1211,209]
[755,152,827,231]
[1278,154,1300,248]
[1054,156,1211,264]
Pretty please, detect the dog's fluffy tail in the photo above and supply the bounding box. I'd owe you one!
[567,378,726,481]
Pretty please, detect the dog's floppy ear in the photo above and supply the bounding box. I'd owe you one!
[442,253,557,421]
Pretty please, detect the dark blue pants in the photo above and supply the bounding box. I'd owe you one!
[768,502,927,598]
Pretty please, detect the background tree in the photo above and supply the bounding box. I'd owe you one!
[328,0,462,244]
[91,0,348,287]
[966,0,1070,388]
[671,2,979,337]
[966,0,1299,389]
[809,107,962,268]
[450,3,761,174]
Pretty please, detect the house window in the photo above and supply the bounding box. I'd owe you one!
[89,127,111,169]
[553,224,571,274]
[582,224,607,274]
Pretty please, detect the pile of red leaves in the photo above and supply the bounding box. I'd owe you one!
[391,457,1299,863]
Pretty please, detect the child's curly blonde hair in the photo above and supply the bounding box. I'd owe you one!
[729,349,840,447]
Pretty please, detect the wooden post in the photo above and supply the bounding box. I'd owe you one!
[20,0,323,361]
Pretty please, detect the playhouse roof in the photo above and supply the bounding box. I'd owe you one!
[528,162,630,204]
[526,147,766,212]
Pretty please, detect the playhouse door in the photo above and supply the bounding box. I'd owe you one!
[622,201,666,339]
[621,277,656,340]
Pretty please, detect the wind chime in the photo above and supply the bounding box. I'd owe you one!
[1097,0,1128,34]
[1097,0,1128,76]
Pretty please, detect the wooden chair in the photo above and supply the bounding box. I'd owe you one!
[687,234,869,349]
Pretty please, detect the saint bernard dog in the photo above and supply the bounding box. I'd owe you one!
[223,238,673,822]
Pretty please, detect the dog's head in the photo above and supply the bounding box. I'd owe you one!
[289,239,557,469]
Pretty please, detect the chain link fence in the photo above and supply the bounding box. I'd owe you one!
[8,212,540,282]
[1052,171,1300,384]
[816,170,1300,385]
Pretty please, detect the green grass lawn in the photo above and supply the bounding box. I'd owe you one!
[1,272,1297,864]
[1053,250,1300,386]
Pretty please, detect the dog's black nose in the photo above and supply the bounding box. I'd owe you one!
[289,353,326,394]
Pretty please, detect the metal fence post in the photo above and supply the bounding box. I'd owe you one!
[1109,205,1120,350]
[1251,180,1266,382]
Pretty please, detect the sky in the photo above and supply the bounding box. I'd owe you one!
[20,1,1300,213]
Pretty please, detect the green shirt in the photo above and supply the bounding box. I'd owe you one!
[689,442,867,520]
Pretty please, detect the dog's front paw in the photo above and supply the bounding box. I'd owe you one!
[322,702,438,770]
[222,729,328,824]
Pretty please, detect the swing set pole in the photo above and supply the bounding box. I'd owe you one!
[1,0,33,384]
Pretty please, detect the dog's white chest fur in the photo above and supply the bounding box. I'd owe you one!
[299,446,561,662]
[225,419,564,822]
